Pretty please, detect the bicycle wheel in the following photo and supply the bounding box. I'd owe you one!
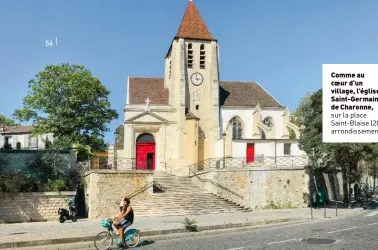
[124,229,140,248]
[94,231,113,250]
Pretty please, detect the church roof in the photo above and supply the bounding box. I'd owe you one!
[128,77,169,105]
[185,109,200,120]
[127,77,283,108]
[219,81,284,108]
[175,0,215,41]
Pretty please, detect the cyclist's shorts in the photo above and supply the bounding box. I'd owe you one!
[119,218,132,229]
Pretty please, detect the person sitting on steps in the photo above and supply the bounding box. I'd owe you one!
[113,197,134,247]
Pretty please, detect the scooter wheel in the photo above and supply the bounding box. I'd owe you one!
[59,216,66,223]
[71,217,78,222]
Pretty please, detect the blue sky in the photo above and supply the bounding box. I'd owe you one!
[1,0,378,144]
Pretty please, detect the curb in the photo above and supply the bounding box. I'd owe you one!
[0,217,305,249]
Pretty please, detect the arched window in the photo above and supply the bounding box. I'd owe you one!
[136,133,155,143]
[262,116,274,128]
[16,142,21,149]
[187,43,193,68]
[229,117,243,139]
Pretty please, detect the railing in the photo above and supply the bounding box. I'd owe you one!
[90,157,136,170]
[126,180,167,199]
[187,156,309,173]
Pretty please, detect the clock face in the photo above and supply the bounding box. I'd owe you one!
[191,72,203,86]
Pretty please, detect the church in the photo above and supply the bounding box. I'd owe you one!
[113,0,305,175]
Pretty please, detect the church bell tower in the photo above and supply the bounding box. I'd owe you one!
[164,0,221,161]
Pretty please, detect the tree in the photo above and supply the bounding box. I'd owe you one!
[0,114,19,126]
[297,89,328,163]
[290,92,313,127]
[14,63,118,151]
[295,89,377,205]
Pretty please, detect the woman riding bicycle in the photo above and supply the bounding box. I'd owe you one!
[113,197,134,248]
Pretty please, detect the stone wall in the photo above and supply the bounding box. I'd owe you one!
[191,167,309,209]
[85,170,154,219]
[0,191,76,223]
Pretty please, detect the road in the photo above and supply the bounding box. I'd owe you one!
[134,209,378,250]
[12,209,378,250]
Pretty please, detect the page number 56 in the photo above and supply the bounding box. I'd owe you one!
[46,37,58,47]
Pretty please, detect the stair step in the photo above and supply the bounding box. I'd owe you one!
[147,194,224,198]
[133,200,243,205]
[132,204,242,209]
[131,173,252,215]
[142,198,238,203]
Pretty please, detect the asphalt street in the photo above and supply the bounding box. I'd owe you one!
[10,209,378,250]
[126,209,378,250]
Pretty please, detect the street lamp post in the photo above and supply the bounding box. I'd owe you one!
[310,147,315,219]
[114,129,119,170]
[222,132,227,168]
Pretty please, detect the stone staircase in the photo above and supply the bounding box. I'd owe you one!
[131,172,251,217]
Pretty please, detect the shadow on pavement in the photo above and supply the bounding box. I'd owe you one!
[136,240,155,247]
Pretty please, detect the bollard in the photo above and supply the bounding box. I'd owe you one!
[324,204,326,218]
[336,201,338,217]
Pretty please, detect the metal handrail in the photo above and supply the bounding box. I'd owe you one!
[187,156,309,173]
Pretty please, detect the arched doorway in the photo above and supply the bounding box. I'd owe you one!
[135,133,155,170]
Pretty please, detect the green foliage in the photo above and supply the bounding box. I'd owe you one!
[43,179,67,192]
[182,217,198,232]
[14,63,118,151]
[294,89,378,203]
[295,89,378,170]
[0,114,19,126]
[0,172,39,192]
[264,201,297,209]
[290,92,313,127]
[296,90,328,163]
[0,151,81,193]
[72,142,95,162]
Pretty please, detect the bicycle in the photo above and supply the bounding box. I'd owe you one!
[94,218,140,250]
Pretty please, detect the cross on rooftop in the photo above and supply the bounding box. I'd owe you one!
[145,98,151,105]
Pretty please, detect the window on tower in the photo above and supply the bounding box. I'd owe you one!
[187,43,193,68]
[200,44,205,69]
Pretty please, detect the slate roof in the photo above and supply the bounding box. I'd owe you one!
[127,77,283,108]
[175,0,215,41]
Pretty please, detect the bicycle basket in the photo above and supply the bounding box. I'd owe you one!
[101,218,112,229]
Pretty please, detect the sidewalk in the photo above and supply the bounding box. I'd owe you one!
[0,207,363,249]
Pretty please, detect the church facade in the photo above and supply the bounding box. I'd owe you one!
[114,1,305,175]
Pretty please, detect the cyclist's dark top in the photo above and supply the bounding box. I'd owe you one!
[124,207,134,223]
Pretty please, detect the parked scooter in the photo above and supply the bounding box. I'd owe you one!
[58,198,78,223]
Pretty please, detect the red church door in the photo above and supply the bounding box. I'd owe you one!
[246,143,255,163]
[135,133,155,170]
